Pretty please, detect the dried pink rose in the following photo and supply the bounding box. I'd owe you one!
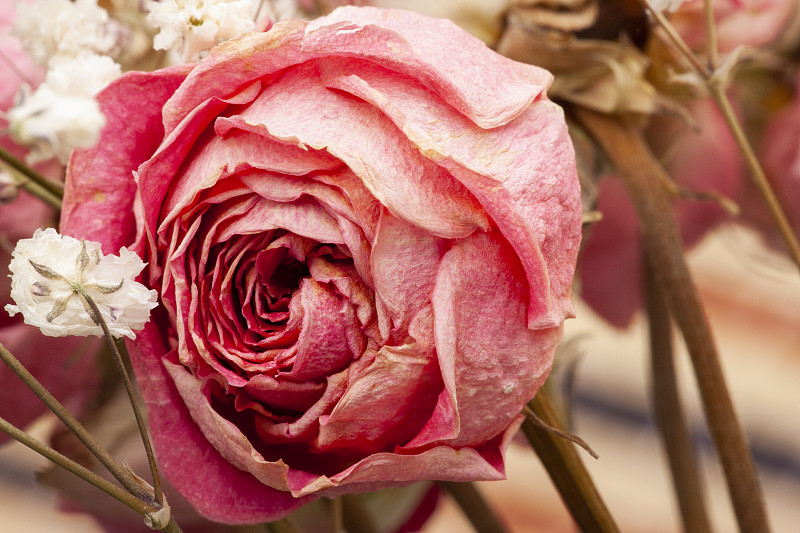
[0,0,98,442]
[62,6,581,522]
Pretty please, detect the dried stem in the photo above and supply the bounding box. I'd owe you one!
[521,389,619,533]
[639,0,800,271]
[18,178,63,210]
[0,145,64,199]
[576,107,770,533]
[0,414,157,516]
[341,495,382,533]
[75,285,164,506]
[0,342,153,502]
[438,481,509,533]
[329,497,345,533]
[266,519,304,533]
[644,259,713,533]
[522,404,598,459]
[703,0,719,69]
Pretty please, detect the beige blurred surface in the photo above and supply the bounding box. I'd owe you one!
[1,225,799,532]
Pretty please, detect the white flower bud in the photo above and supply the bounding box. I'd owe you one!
[5,228,158,339]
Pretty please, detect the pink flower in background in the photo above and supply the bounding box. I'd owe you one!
[0,0,98,442]
[62,6,581,523]
[580,99,743,327]
[671,0,797,52]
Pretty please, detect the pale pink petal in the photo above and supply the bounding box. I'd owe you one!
[408,231,560,449]
[370,211,443,339]
[313,342,442,455]
[218,63,490,239]
[305,6,552,128]
[161,19,312,134]
[322,59,580,327]
[291,417,522,497]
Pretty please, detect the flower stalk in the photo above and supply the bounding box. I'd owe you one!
[639,0,800,272]
[575,107,770,533]
[75,284,164,506]
[438,481,509,533]
[0,342,153,502]
[0,145,64,199]
[644,258,712,533]
[0,413,184,533]
[521,388,619,533]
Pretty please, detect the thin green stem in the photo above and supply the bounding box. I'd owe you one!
[0,414,156,516]
[644,259,713,533]
[0,145,64,199]
[521,389,619,533]
[438,482,509,533]
[0,342,152,502]
[75,285,164,506]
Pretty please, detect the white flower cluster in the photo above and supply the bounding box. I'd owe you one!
[146,0,260,62]
[5,228,158,339]
[9,0,124,163]
[8,55,121,163]
[13,0,123,67]
[261,0,301,23]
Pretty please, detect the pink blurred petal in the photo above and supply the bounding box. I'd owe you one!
[579,176,644,328]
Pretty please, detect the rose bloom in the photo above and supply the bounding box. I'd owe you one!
[0,0,98,442]
[62,6,581,523]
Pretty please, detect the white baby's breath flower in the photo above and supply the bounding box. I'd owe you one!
[7,87,106,164]
[5,228,158,339]
[7,54,119,164]
[260,0,300,23]
[45,53,123,96]
[13,0,124,67]
[146,0,259,62]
